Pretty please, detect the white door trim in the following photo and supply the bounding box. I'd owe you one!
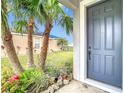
[79,0,123,93]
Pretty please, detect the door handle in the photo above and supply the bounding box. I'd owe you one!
[88,50,91,60]
[88,46,91,60]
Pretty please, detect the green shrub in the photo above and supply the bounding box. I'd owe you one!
[46,65,60,77]
[45,52,73,78]
[46,62,72,77]
[1,57,13,87]
[46,62,73,78]
[2,68,49,93]
[2,67,13,86]
[64,62,73,74]
[26,69,49,93]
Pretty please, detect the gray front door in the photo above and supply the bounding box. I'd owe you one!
[87,0,122,88]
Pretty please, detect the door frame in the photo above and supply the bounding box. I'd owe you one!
[79,0,123,93]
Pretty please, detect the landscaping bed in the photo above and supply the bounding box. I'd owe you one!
[2,51,73,93]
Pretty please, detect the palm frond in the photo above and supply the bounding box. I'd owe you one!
[1,0,9,34]
[13,20,28,34]
[38,0,73,35]
[10,0,41,34]
[58,15,73,35]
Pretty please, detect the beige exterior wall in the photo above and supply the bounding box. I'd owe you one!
[49,39,60,51]
[1,33,60,57]
[13,34,28,55]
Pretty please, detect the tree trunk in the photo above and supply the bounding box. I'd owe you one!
[39,20,52,70]
[1,26,24,74]
[1,0,24,74]
[27,17,35,68]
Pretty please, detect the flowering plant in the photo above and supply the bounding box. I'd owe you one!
[9,74,20,83]
[2,74,20,93]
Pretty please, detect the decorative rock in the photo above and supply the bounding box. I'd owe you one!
[48,86,54,93]
[57,76,63,86]
[49,77,55,85]
[52,84,59,90]
[62,75,68,80]
[42,74,73,93]
[58,76,62,80]
[63,79,69,85]
[57,80,63,86]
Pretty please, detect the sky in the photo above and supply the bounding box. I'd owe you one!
[7,6,74,44]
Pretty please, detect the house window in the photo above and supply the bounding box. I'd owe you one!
[34,38,40,49]
[35,43,40,49]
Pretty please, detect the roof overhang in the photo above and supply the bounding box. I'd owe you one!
[58,0,79,10]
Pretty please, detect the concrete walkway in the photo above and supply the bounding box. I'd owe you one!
[55,80,108,93]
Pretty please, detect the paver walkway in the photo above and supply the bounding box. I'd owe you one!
[55,80,108,93]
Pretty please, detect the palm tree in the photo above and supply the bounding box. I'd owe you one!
[38,0,73,69]
[27,16,35,67]
[57,38,68,51]
[1,0,24,74]
[11,0,41,67]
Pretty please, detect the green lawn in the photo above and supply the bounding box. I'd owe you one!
[2,51,73,79]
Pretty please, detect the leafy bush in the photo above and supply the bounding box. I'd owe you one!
[45,52,73,77]
[2,68,49,93]
[46,61,73,78]
[26,69,49,93]
[2,57,13,82]
[46,65,60,77]
[3,74,22,93]
[2,67,13,87]
[64,62,73,74]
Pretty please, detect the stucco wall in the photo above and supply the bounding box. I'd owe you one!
[49,39,61,52]
[73,7,80,81]
[13,34,28,55]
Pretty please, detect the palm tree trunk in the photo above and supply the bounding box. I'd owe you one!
[27,17,35,67]
[1,26,24,74]
[39,20,52,70]
[1,0,24,74]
